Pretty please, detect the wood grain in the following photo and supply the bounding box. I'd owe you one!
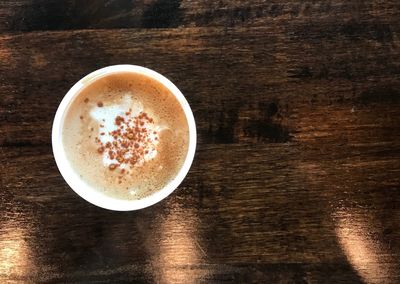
[0,0,398,30]
[0,26,399,146]
[0,1,399,283]
[1,143,399,282]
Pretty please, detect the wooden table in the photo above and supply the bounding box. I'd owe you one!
[0,1,399,283]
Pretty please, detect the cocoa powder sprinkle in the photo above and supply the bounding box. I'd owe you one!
[94,111,158,172]
[97,102,103,107]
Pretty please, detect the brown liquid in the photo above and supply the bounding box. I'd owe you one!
[62,72,189,200]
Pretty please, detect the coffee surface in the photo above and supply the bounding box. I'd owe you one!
[62,72,189,200]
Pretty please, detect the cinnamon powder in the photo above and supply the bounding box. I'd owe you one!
[95,111,158,174]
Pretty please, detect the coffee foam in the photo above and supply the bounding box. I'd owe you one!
[90,94,163,167]
[62,72,189,200]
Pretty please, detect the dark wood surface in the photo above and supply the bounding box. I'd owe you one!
[0,1,399,283]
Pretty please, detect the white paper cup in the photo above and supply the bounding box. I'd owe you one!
[52,65,196,211]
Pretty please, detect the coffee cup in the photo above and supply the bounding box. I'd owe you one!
[52,65,196,211]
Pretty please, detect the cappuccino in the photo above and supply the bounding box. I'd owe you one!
[62,72,189,200]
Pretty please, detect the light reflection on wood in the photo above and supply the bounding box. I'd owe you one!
[334,211,395,284]
[0,220,34,279]
[298,150,400,283]
[151,205,208,283]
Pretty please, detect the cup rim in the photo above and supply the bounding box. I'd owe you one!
[52,65,197,211]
